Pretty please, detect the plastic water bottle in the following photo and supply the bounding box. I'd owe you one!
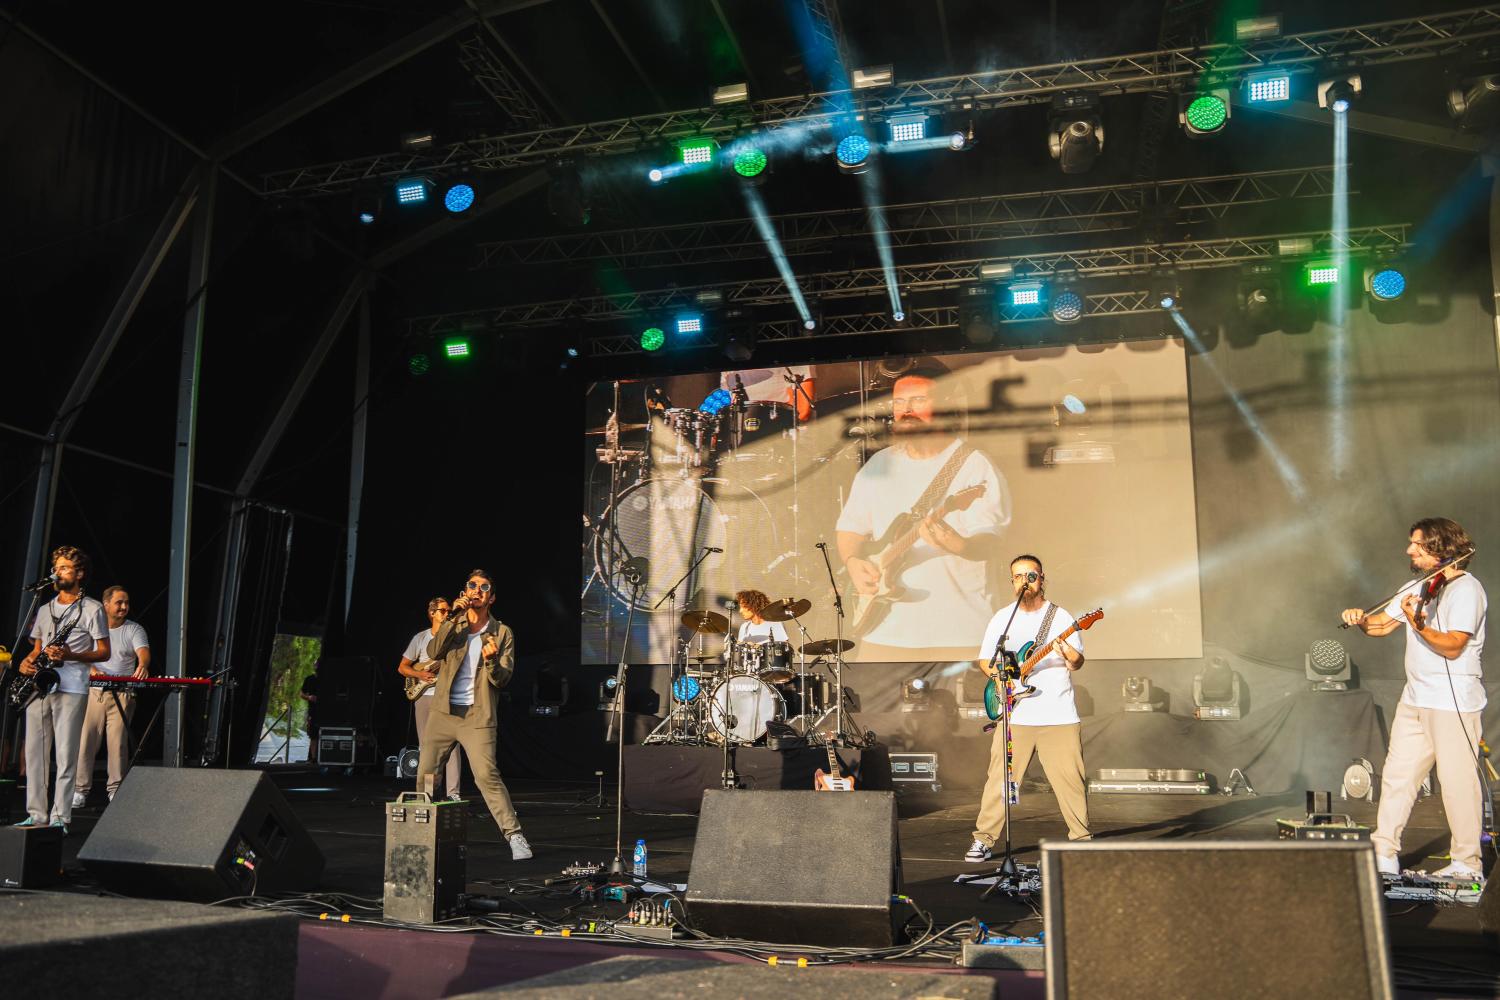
[632,839,648,877]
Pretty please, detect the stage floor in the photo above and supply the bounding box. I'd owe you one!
[42,770,1500,998]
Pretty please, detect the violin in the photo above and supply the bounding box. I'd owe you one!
[1340,548,1474,629]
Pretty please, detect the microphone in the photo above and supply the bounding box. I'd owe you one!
[705,547,723,553]
[815,541,827,550]
[23,573,57,592]
[1027,572,1038,583]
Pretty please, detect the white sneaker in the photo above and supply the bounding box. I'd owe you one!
[71,792,87,809]
[964,839,992,863]
[1431,862,1484,883]
[508,832,533,861]
[1376,854,1400,877]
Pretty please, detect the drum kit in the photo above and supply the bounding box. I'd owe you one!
[645,595,863,748]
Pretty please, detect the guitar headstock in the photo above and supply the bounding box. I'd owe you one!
[942,483,987,514]
[1075,609,1104,630]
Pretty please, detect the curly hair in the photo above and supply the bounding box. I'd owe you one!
[51,545,90,578]
[734,589,771,618]
[1410,518,1473,563]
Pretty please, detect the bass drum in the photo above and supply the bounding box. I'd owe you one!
[708,674,785,744]
[593,477,784,613]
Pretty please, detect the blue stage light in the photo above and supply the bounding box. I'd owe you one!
[1010,283,1042,307]
[1246,73,1291,104]
[836,134,871,170]
[676,314,703,335]
[1368,267,1407,301]
[699,388,733,414]
[443,183,475,213]
[395,179,429,205]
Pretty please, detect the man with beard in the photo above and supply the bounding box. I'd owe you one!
[15,546,110,833]
[1342,517,1487,883]
[835,359,1010,661]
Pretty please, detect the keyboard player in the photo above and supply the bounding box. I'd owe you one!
[74,586,150,807]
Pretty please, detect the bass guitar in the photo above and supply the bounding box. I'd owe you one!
[849,484,987,637]
[982,609,1104,720]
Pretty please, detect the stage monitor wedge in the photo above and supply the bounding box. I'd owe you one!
[685,789,901,947]
[78,767,324,900]
[1041,840,1392,1000]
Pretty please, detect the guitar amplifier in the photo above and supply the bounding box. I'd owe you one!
[0,825,64,888]
[383,792,467,923]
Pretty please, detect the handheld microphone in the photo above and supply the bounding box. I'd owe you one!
[705,547,723,553]
[23,573,57,592]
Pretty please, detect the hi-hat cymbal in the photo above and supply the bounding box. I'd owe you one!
[801,638,854,656]
[585,422,648,435]
[681,610,728,635]
[688,651,722,661]
[762,597,811,622]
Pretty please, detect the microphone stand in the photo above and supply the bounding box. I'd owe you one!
[958,587,1029,895]
[606,562,649,878]
[814,541,860,746]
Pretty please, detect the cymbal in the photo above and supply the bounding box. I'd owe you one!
[726,368,777,387]
[688,652,722,661]
[585,422,648,435]
[801,638,854,656]
[681,610,728,635]
[762,597,811,622]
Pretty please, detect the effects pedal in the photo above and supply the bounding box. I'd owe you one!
[961,926,1046,969]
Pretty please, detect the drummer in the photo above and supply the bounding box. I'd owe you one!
[734,590,789,645]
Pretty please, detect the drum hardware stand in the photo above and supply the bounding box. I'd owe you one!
[957,598,1027,896]
[812,540,867,747]
[652,545,717,742]
[783,368,816,591]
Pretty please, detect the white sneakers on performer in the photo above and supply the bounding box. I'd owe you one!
[1431,862,1485,884]
[1375,854,1400,877]
[508,832,533,861]
[71,792,87,809]
[964,840,992,863]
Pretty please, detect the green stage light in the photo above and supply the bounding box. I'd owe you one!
[733,147,768,178]
[1304,261,1340,287]
[679,140,715,166]
[639,326,666,352]
[443,338,471,359]
[1182,92,1229,135]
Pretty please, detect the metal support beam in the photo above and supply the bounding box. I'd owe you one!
[261,6,1500,193]
[475,165,1343,269]
[164,164,217,767]
[469,0,570,124]
[413,223,1412,334]
[1245,100,1491,154]
[345,293,371,629]
[457,33,554,129]
[709,0,760,97]
[14,170,200,643]
[201,499,248,765]
[589,0,666,111]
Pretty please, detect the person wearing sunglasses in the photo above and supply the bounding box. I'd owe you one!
[417,569,531,860]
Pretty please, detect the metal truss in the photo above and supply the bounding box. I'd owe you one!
[584,290,1161,356]
[409,223,1410,335]
[264,7,1500,194]
[456,34,552,130]
[474,165,1341,269]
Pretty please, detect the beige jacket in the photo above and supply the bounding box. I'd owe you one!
[425,614,515,725]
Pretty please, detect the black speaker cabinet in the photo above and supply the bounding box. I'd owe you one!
[685,789,901,947]
[0,825,63,888]
[1041,841,1393,1000]
[78,768,324,900]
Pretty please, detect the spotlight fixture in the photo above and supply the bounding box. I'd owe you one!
[1235,14,1281,40]
[394,177,431,206]
[835,133,872,174]
[1237,263,1282,331]
[442,181,476,214]
[547,164,591,227]
[1341,758,1378,802]
[1317,74,1362,113]
[1008,281,1044,307]
[647,166,666,184]
[531,672,568,718]
[721,325,754,363]
[675,313,704,336]
[1193,656,1244,720]
[1048,92,1104,174]
[958,284,997,345]
[901,676,932,712]
[1306,638,1352,691]
[1365,261,1408,302]
[407,352,431,376]
[1050,276,1084,325]
[598,674,620,711]
[442,338,471,360]
[1153,271,1181,310]
[679,138,716,167]
[712,82,749,105]
[1122,676,1163,713]
[639,326,666,352]
[1245,71,1292,104]
[353,193,381,226]
[399,131,436,152]
[888,112,928,143]
[852,64,894,89]
[1180,88,1231,136]
[1303,260,1341,287]
[1449,74,1500,129]
[980,261,1015,280]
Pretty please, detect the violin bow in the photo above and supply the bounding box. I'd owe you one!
[1339,547,1475,628]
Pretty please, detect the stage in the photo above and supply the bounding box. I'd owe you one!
[17,768,1499,998]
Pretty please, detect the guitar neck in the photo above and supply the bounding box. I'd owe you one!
[1019,624,1078,678]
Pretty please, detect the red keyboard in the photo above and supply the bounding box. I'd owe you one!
[89,674,214,690]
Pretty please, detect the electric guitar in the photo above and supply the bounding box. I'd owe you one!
[849,484,987,637]
[982,609,1104,720]
[813,744,856,791]
[403,660,442,702]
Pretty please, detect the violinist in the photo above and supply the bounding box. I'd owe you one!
[1341,518,1487,883]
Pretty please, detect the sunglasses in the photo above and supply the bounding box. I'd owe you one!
[465,581,493,593]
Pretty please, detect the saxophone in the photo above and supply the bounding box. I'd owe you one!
[8,611,80,709]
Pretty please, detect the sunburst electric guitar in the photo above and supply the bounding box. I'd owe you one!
[982,609,1104,720]
[849,484,987,638]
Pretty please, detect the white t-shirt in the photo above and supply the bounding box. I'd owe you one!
[449,632,485,707]
[402,627,440,697]
[977,602,1084,726]
[837,438,1011,647]
[30,595,109,695]
[738,620,789,644]
[96,621,150,677]
[1385,573,1486,712]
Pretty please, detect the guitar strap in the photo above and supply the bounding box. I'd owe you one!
[911,442,976,519]
[1033,603,1060,651]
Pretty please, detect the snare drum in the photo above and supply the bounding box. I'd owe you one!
[708,675,785,744]
[756,641,794,683]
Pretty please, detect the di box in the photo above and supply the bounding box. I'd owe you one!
[0,825,64,888]
[384,792,468,923]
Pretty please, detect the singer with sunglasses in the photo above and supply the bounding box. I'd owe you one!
[417,569,532,860]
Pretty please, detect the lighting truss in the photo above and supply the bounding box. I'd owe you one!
[263,7,1500,194]
[410,223,1411,335]
[474,166,1343,269]
[455,35,553,130]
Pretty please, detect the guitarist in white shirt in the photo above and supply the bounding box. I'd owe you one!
[836,359,1011,661]
[397,596,464,799]
[966,555,1091,862]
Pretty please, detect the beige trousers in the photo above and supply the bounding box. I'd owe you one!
[75,688,136,796]
[972,721,1090,845]
[417,705,521,837]
[413,696,464,797]
[1371,701,1485,871]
